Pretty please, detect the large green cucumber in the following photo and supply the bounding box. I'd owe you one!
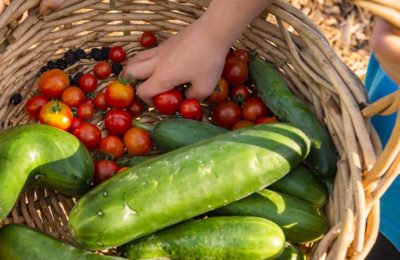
[69,123,310,250]
[0,124,93,221]
[0,224,123,260]
[212,189,329,243]
[150,118,327,207]
[250,59,337,179]
[122,216,285,260]
[276,243,305,260]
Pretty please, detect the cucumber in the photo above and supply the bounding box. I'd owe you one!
[249,59,337,179]
[0,124,93,221]
[151,118,327,207]
[0,224,123,260]
[69,123,310,250]
[116,155,159,167]
[122,216,285,260]
[269,166,327,208]
[212,189,328,243]
[276,243,305,260]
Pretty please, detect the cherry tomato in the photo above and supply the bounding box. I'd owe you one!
[77,103,94,120]
[231,85,251,104]
[256,117,278,124]
[232,120,254,130]
[94,61,112,79]
[38,69,70,98]
[128,99,144,118]
[104,109,132,136]
[61,87,85,107]
[105,80,134,109]
[179,98,203,120]
[226,49,233,60]
[93,160,120,186]
[99,135,125,159]
[117,167,129,174]
[69,117,84,133]
[79,74,98,93]
[109,46,126,63]
[73,123,101,150]
[242,97,270,122]
[94,92,108,110]
[206,78,229,104]
[26,95,49,120]
[153,89,183,115]
[212,101,242,129]
[123,127,152,156]
[223,57,248,86]
[140,32,157,48]
[39,101,73,131]
[232,49,250,64]
[85,98,95,107]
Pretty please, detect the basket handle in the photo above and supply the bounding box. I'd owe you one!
[352,0,400,29]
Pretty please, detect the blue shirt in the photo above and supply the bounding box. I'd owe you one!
[365,55,400,250]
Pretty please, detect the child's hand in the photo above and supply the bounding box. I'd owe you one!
[370,19,400,86]
[40,0,64,15]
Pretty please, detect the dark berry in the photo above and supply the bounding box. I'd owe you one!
[47,61,57,70]
[64,50,77,65]
[90,48,103,61]
[70,75,77,86]
[56,59,67,70]
[72,72,83,86]
[9,93,22,105]
[39,66,49,75]
[111,62,123,75]
[101,47,111,60]
[75,49,87,60]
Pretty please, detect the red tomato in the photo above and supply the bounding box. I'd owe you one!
[61,87,85,108]
[179,98,203,120]
[128,99,144,118]
[79,74,98,93]
[105,80,134,109]
[123,128,152,156]
[69,117,84,133]
[73,123,101,150]
[206,78,229,104]
[94,61,112,79]
[99,135,125,159]
[242,97,270,122]
[212,101,242,129]
[94,92,108,110]
[85,98,95,107]
[223,57,248,86]
[140,32,157,48]
[232,120,254,130]
[153,89,183,115]
[231,85,251,104]
[256,117,278,124]
[117,167,129,174]
[38,69,70,98]
[93,160,120,186]
[77,103,94,120]
[226,49,233,60]
[104,109,132,136]
[26,96,49,120]
[39,101,73,131]
[109,46,126,63]
[232,49,250,64]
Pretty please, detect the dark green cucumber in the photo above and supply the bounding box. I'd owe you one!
[212,189,328,243]
[276,243,305,260]
[250,59,337,179]
[116,155,159,167]
[151,118,327,207]
[269,166,327,208]
[0,124,93,221]
[122,216,285,260]
[0,224,123,260]
[69,123,310,250]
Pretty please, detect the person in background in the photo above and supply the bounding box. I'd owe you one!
[2,0,400,257]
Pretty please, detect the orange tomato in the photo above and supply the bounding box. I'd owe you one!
[39,69,70,98]
[232,120,254,130]
[61,87,85,107]
[123,128,152,156]
[117,167,130,174]
[105,80,135,109]
[39,101,73,130]
[206,78,229,104]
[256,117,278,124]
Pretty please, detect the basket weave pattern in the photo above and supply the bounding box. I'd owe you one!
[0,0,399,259]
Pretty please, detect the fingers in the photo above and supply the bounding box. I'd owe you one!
[40,0,64,15]
[128,47,159,64]
[122,58,157,80]
[185,78,215,101]
[0,1,5,15]
[137,75,177,105]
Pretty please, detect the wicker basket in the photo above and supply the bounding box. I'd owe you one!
[0,0,399,259]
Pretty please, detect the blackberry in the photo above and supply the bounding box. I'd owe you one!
[64,50,77,65]
[111,62,123,75]
[9,93,22,105]
[74,48,87,60]
[70,75,77,86]
[90,48,103,61]
[101,47,111,60]
[56,59,67,70]
[47,60,57,70]
[39,66,49,75]
[73,72,84,86]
